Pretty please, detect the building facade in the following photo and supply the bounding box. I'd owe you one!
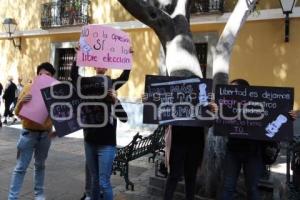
[1,0,300,127]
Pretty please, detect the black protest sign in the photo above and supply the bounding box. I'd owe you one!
[77,76,113,127]
[214,85,294,141]
[143,75,213,127]
[41,83,82,137]
[41,76,113,137]
[79,75,112,96]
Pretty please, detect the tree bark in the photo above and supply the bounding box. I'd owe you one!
[213,0,258,84]
[200,0,258,197]
[118,0,258,198]
[117,0,203,77]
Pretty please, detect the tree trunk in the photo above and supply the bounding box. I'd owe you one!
[200,0,258,197]
[117,0,203,77]
[213,0,258,84]
[118,0,258,198]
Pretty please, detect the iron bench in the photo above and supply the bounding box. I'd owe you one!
[112,125,166,190]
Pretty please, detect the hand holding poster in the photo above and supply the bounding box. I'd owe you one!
[41,76,113,137]
[214,85,294,141]
[41,82,82,137]
[143,75,214,127]
[19,75,59,124]
[76,24,132,69]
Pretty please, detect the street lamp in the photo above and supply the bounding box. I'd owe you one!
[2,18,21,50]
[279,0,297,42]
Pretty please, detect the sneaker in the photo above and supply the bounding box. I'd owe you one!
[35,196,46,200]
[12,118,17,124]
[80,193,91,200]
[80,193,86,200]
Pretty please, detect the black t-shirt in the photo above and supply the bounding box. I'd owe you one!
[84,118,117,146]
[83,101,127,146]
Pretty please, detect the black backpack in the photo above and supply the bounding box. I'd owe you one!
[261,141,280,165]
[292,144,300,171]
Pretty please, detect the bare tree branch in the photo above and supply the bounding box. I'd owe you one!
[213,0,258,85]
[118,0,202,77]
[117,0,175,45]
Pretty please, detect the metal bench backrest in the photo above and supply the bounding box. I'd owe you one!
[115,126,166,162]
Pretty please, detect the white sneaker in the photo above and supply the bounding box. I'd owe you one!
[35,196,46,200]
[84,197,91,200]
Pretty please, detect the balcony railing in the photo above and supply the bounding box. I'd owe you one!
[191,0,224,14]
[41,0,89,29]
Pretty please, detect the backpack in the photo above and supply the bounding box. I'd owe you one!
[261,141,280,165]
[292,144,300,171]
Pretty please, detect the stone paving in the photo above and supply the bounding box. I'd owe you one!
[0,124,161,200]
[1,117,299,200]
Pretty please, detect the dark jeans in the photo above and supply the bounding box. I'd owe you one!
[164,143,204,200]
[4,100,14,118]
[221,150,262,200]
[85,162,92,197]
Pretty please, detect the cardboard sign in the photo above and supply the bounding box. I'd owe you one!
[214,84,294,141]
[143,75,213,127]
[41,83,82,137]
[19,75,59,124]
[76,24,132,69]
[78,75,112,97]
[41,76,113,137]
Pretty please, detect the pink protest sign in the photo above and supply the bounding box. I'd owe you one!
[19,75,59,125]
[76,24,132,69]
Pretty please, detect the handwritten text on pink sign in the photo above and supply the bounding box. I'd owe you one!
[76,25,132,69]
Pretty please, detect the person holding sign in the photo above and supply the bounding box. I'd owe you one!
[163,106,218,200]
[141,77,217,200]
[221,79,297,200]
[8,63,56,200]
[72,47,130,200]
[83,88,127,200]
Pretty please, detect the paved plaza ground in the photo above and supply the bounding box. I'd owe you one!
[1,118,298,200]
[0,124,160,200]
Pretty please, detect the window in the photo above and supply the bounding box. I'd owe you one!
[195,43,208,78]
[56,48,76,81]
[41,0,89,28]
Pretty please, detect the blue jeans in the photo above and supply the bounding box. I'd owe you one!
[221,150,262,200]
[8,130,51,200]
[85,162,92,198]
[84,143,116,200]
